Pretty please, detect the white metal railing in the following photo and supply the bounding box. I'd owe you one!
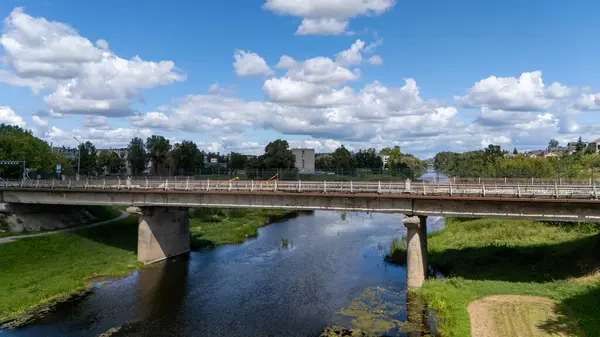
[2,178,600,199]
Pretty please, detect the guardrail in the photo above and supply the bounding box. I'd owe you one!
[1,178,600,199]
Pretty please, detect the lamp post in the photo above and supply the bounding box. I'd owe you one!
[74,136,81,181]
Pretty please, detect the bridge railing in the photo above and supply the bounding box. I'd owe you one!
[1,178,599,199]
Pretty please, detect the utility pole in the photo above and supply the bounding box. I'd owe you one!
[74,136,81,181]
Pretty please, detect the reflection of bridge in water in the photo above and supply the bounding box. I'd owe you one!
[3,177,600,288]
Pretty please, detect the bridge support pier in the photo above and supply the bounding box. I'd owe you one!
[137,207,190,265]
[404,215,428,289]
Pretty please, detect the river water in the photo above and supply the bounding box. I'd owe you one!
[3,170,446,337]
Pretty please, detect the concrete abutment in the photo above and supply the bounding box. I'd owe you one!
[404,215,428,289]
[137,207,190,265]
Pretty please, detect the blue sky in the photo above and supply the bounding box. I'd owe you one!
[0,0,599,157]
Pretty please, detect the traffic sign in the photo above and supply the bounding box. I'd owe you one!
[56,164,62,173]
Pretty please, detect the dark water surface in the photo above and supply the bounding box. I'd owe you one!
[3,171,446,337]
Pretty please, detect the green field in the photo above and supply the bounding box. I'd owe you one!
[388,218,600,337]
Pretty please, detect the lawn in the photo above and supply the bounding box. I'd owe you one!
[388,218,600,337]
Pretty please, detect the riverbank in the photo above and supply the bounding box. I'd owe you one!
[0,207,299,328]
[387,218,600,336]
[189,208,301,249]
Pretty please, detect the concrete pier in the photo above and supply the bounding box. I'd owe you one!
[404,215,427,289]
[137,207,190,265]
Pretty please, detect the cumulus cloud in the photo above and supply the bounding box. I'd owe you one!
[34,115,152,147]
[0,8,185,117]
[83,115,111,130]
[0,106,26,127]
[283,56,360,85]
[233,50,274,77]
[263,0,397,35]
[367,55,383,65]
[454,71,573,111]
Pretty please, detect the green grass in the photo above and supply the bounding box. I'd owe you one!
[388,218,600,337]
[189,208,299,249]
[0,215,141,324]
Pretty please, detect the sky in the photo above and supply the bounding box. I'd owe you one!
[0,0,599,158]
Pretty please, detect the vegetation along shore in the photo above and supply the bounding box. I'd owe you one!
[387,217,600,337]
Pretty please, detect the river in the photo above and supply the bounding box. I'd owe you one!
[3,170,447,337]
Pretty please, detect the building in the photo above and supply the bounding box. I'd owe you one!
[547,146,570,156]
[587,138,600,153]
[292,148,315,174]
[380,155,390,167]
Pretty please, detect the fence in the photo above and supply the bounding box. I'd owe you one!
[3,177,600,199]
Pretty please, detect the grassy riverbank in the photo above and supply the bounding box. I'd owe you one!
[0,207,138,325]
[0,207,298,326]
[189,208,299,249]
[388,218,600,337]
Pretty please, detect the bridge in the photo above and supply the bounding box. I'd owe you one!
[2,177,600,288]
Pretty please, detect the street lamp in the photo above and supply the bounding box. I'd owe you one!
[74,136,81,181]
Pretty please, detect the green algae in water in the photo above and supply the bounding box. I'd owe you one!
[327,287,438,336]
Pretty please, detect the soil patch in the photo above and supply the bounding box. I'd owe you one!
[468,295,581,337]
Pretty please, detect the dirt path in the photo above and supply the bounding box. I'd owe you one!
[468,295,580,337]
[0,211,129,244]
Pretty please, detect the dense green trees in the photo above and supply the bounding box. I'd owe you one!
[331,145,356,169]
[97,151,125,175]
[170,141,203,175]
[355,148,383,169]
[434,144,600,179]
[127,137,147,175]
[146,135,171,175]
[77,141,97,176]
[0,124,74,178]
[262,139,295,169]
[228,152,248,170]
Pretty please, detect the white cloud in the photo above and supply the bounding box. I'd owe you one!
[335,40,366,66]
[208,82,236,96]
[263,77,356,107]
[276,55,297,69]
[34,115,152,148]
[297,17,349,35]
[574,93,600,111]
[0,106,26,127]
[83,115,111,130]
[367,55,383,65]
[284,56,359,85]
[263,0,397,35]
[455,71,575,111]
[233,50,274,77]
[0,8,185,116]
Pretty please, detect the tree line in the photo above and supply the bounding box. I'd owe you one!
[0,123,428,179]
[434,142,600,179]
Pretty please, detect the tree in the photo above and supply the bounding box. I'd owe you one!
[262,139,294,168]
[128,137,147,175]
[575,136,586,153]
[78,141,97,176]
[170,141,203,175]
[513,148,518,155]
[383,146,403,169]
[355,148,383,169]
[484,144,502,163]
[315,156,333,170]
[229,152,248,170]
[331,145,356,171]
[0,124,75,178]
[146,135,171,175]
[548,139,559,148]
[98,151,124,175]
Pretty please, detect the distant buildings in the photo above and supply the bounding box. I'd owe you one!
[292,148,315,173]
[380,155,390,167]
[52,147,78,161]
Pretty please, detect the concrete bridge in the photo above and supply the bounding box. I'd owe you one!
[3,177,600,288]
